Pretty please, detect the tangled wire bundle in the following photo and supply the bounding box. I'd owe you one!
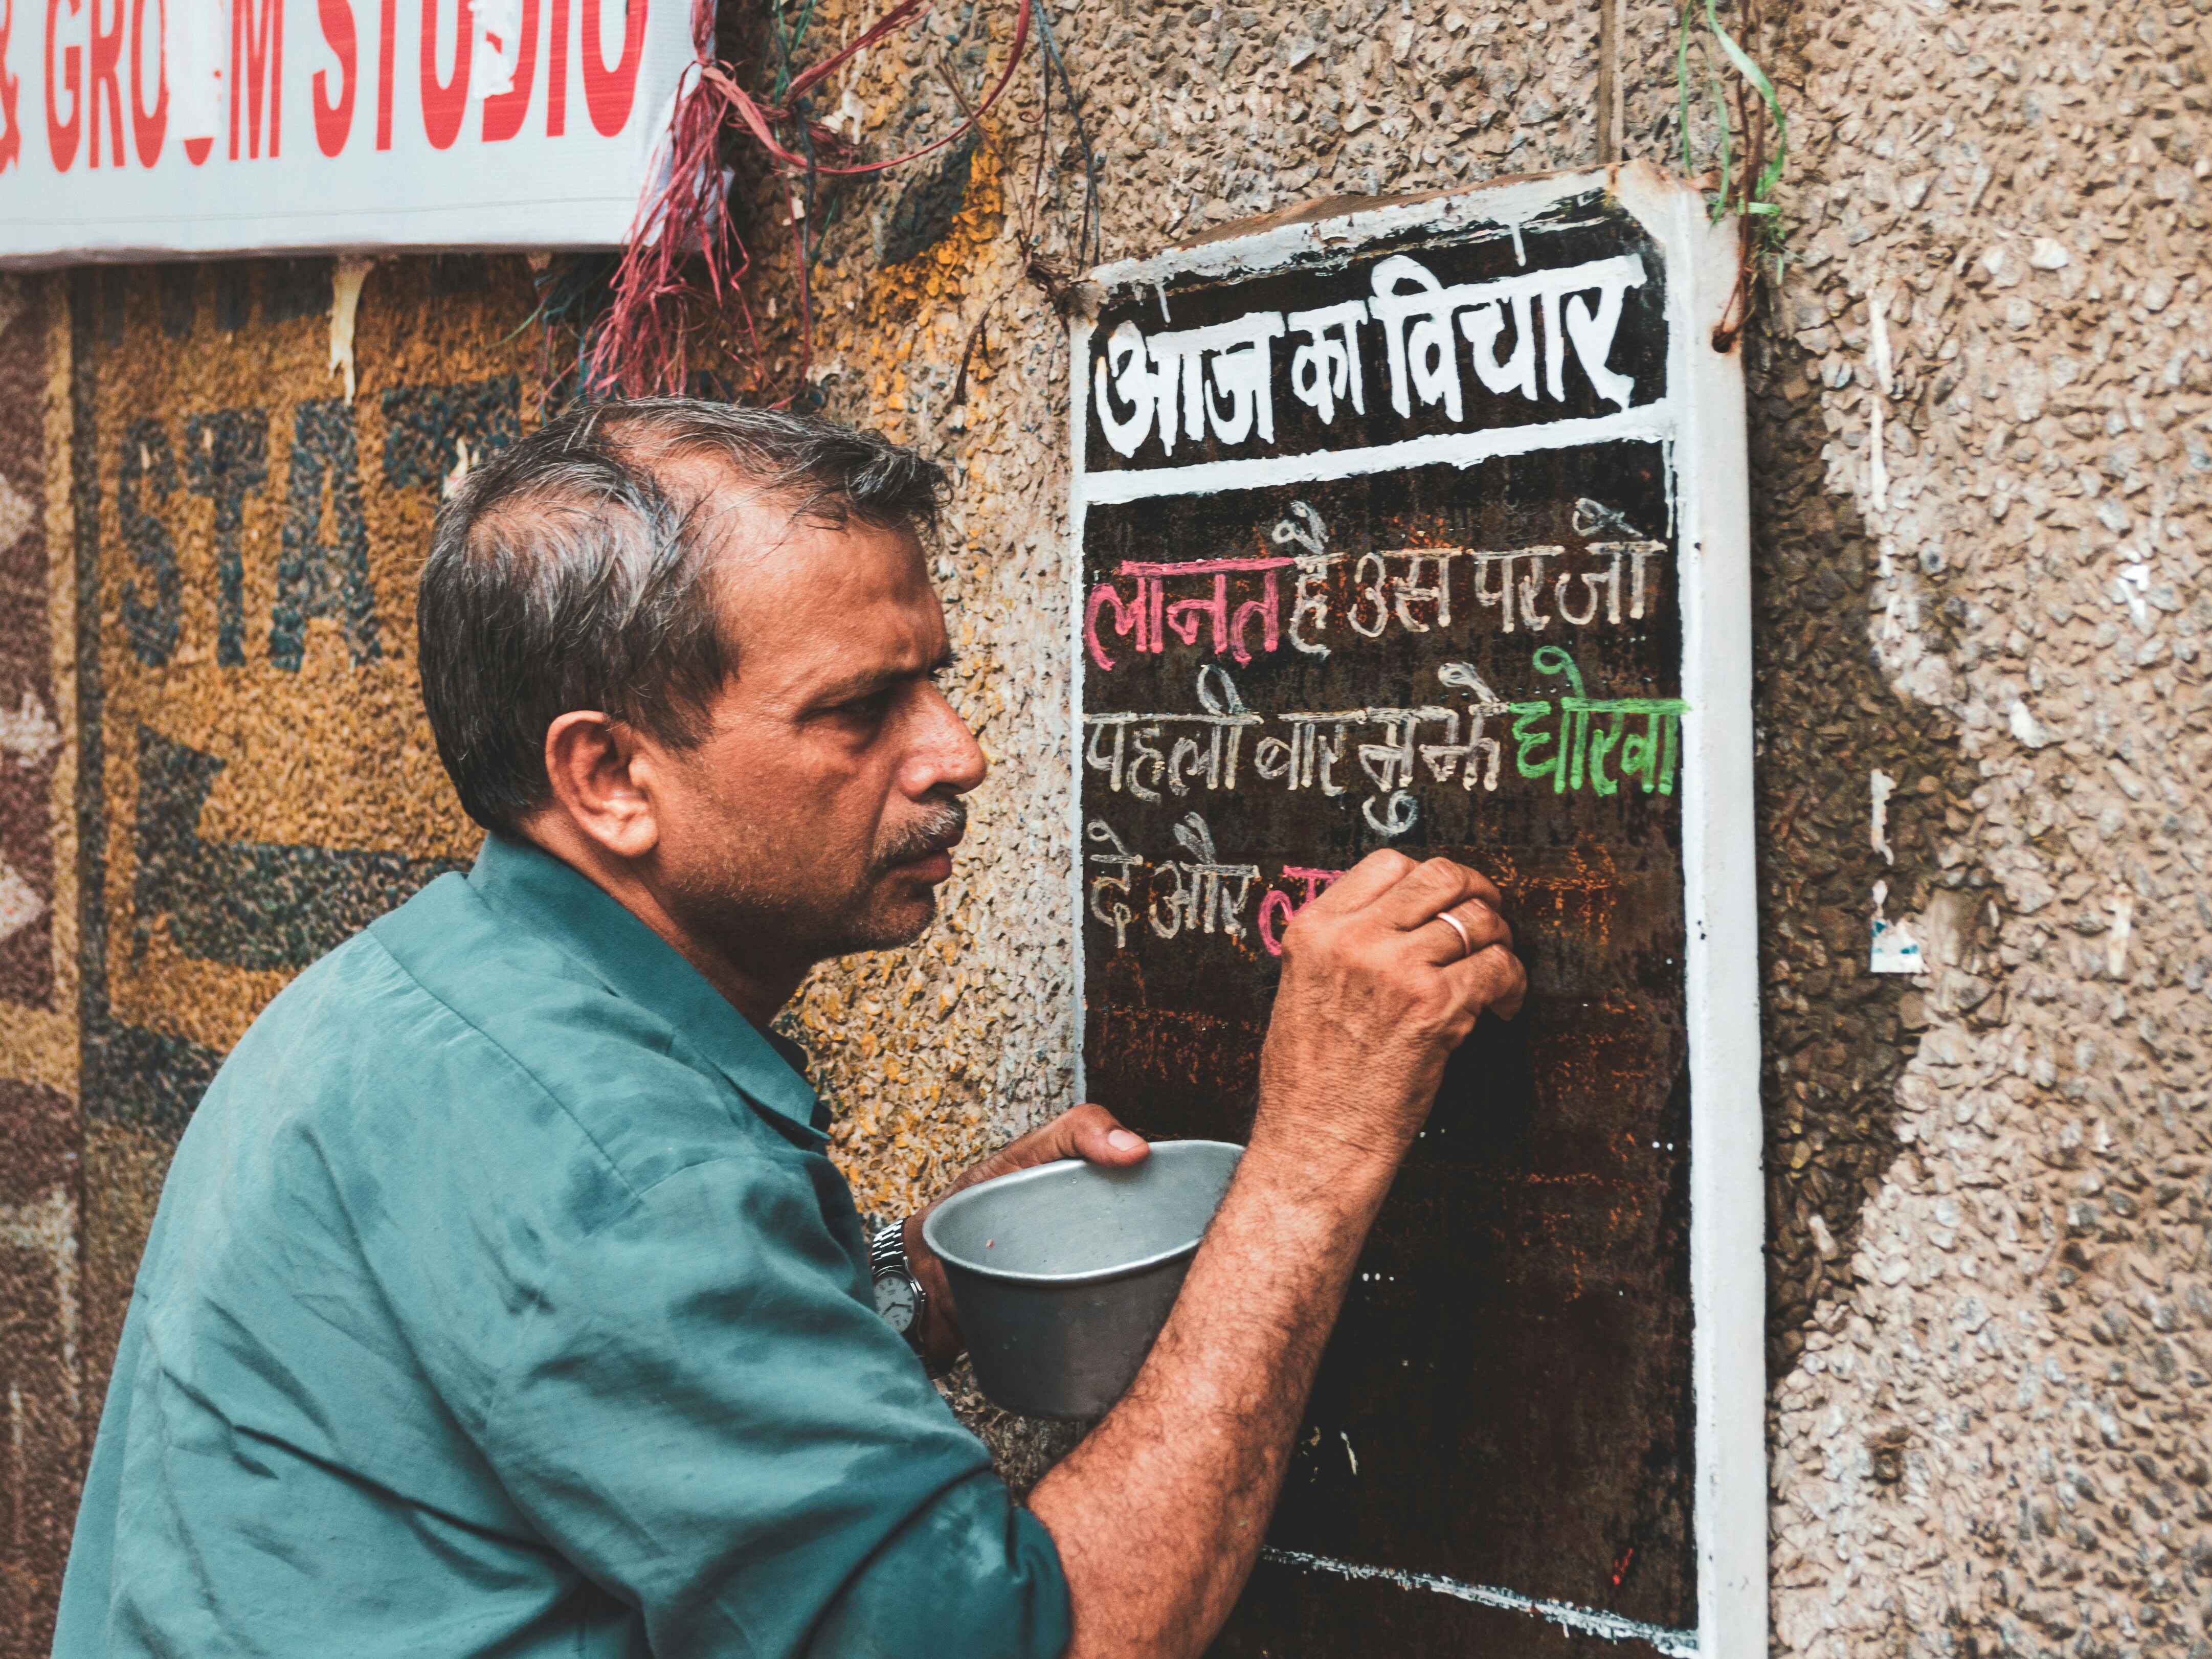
[589,0,1036,399]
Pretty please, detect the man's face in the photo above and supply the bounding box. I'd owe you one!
[640,492,987,968]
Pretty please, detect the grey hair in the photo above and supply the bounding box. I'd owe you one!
[417,397,946,834]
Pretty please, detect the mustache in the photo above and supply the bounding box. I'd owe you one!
[877,799,968,870]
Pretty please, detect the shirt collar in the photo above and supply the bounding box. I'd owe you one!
[466,833,828,1140]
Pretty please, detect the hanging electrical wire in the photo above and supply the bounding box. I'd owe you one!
[947,0,1104,408]
[587,0,1038,400]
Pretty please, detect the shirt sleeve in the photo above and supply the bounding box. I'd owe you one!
[481,1152,1071,1659]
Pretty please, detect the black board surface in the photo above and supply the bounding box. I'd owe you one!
[1075,183,1700,1653]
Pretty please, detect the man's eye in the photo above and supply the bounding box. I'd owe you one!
[838,689,897,723]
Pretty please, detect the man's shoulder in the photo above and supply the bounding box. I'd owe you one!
[215,871,778,1214]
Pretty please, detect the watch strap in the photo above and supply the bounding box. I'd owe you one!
[869,1222,929,1354]
[869,1220,909,1280]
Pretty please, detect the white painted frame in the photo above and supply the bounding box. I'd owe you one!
[1064,163,1764,1658]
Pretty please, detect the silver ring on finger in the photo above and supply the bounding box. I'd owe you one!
[1433,909,1472,961]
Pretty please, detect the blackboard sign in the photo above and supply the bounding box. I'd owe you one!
[1069,167,1763,1656]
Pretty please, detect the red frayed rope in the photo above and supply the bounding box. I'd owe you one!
[590,0,1035,400]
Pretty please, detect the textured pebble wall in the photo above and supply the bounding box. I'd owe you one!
[0,0,2204,1650]
[1760,0,2212,1651]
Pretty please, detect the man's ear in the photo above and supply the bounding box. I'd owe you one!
[543,711,661,860]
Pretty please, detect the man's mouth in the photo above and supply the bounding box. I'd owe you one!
[892,841,958,871]
[881,804,968,876]
[897,848,956,882]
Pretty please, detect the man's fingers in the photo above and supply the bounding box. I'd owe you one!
[1413,898,1513,965]
[1061,1102,1151,1166]
[1302,848,1420,915]
[1366,856,1505,931]
[956,1105,1149,1194]
[1439,943,1528,1022]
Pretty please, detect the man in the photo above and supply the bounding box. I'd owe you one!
[56,399,1524,1658]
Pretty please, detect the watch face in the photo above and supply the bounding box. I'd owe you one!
[874,1272,919,1334]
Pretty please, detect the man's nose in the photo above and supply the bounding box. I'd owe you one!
[902,683,989,797]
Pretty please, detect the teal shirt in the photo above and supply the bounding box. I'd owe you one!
[55,834,1071,1658]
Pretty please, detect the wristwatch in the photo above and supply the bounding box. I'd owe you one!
[869,1221,929,1355]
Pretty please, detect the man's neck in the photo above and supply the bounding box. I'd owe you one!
[515,819,807,1030]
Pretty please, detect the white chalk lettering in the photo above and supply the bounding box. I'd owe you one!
[1090,254,1647,463]
[1285,301,1372,426]
[1369,256,1468,422]
[1368,252,1649,421]
[1085,820,1146,950]
[1422,661,1515,794]
[1472,547,1562,636]
[1462,286,1539,401]
[1092,311,1288,459]
[1556,541,1664,627]
[1270,502,1335,659]
[1150,813,1262,940]
[1084,664,1265,801]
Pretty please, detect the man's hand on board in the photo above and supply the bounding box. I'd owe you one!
[1256,849,1526,1173]
[1029,853,1527,1659]
[905,853,1522,1370]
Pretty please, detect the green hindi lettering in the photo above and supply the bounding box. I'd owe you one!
[1509,646,1688,797]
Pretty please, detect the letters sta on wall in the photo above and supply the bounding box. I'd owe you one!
[0,0,696,261]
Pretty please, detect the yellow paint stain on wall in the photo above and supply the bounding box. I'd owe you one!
[867,135,1010,333]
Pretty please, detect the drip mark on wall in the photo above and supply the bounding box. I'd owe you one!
[1867,289,1894,516]
[382,377,521,489]
[329,257,376,402]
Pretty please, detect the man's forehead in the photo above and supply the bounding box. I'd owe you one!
[700,498,939,678]
[675,460,915,565]
[703,499,928,595]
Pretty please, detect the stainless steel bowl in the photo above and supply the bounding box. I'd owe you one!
[922,1139,1243,1419]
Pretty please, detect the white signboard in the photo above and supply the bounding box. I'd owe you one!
[0,0,694,264]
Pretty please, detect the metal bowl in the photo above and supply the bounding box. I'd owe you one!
[923,1139,1243,1420]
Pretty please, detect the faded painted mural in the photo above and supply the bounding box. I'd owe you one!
[1,0,2207,1650]
[1,257,541,1649]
